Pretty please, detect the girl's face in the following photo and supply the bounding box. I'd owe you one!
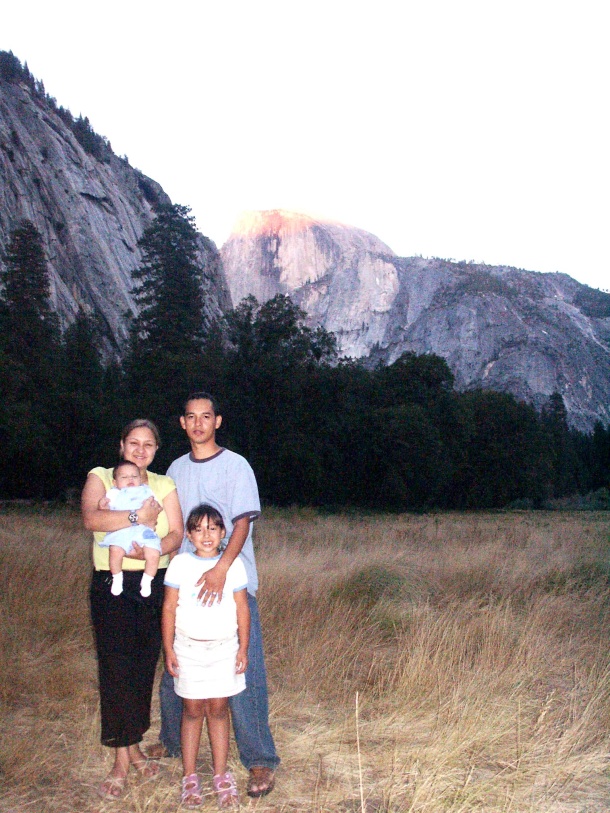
[120,427,158,472]
[187,515,224,558]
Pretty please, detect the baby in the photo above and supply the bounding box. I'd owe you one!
[99,460,161,597]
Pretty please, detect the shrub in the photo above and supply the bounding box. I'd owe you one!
[330,564,406,609]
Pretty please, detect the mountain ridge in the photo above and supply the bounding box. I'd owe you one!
[221,210,610,431]
[0,52,230,357]
[2,52,608,431]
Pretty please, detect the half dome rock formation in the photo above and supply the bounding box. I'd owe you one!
[221,209,399,357]
[0,55,229,356]
[221,210,610,431]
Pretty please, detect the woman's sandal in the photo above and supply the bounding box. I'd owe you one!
[97,773,127,800]
[181,773,203,809]
[131,758,160,779]
[213,771,239,808]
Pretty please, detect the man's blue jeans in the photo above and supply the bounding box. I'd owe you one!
[160,593,280,770]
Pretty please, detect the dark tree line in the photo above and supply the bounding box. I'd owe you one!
[1,208,609,509]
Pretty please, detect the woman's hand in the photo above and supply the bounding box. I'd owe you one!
[124,542,146,561]
[137,496,162,528]
[123,496,162,559]
[82,472,142,534]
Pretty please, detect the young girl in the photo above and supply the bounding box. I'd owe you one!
[162,504,250,809]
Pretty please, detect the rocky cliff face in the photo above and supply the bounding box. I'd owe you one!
[0,62,229,356]
[221,211,610,431]
[3,55,607,431]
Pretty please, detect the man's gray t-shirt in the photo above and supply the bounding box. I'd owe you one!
[166,448,261,594]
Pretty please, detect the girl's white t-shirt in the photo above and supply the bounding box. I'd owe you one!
[164,552,247,640]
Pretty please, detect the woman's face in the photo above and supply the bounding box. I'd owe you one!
[120,427,158,472]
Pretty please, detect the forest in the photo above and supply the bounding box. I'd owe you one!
[1,204,609,508]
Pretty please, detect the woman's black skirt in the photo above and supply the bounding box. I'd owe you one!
[90,568,166,748]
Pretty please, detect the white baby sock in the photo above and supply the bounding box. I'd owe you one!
[111,572,124,596]
[140,573,153,597]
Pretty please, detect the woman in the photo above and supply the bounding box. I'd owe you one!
[82,419,183,800]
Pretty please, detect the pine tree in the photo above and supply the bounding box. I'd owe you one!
[0,221,63,496]
[1,220,60,366]
[221,294,336,500]
[131,203,206,355]
[63,308,105,395]
[57,309,114,490]
[541,391,580,497]
[123,204,208,435]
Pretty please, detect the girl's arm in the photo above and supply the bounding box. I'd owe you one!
[234,588,250,675]
[81,471,161,532]
[162,586,180,677]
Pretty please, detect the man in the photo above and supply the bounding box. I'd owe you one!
[146,392,279,797]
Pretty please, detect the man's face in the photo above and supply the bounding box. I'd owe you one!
[180,399,222,446]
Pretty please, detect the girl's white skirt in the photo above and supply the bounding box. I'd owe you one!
[173,630,246,700]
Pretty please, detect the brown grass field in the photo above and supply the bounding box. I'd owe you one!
[1,507,610,812]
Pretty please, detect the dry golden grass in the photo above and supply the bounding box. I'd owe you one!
[1,507,610,812]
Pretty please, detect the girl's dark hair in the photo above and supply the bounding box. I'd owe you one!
[120,418,161,448]
[112,459,140,479]
[186,503,226,533]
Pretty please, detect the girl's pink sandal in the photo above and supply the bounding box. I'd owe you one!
[181,773,203,808]
[213,771,239,808]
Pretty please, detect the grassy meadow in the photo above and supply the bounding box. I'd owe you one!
[1,507,610,812]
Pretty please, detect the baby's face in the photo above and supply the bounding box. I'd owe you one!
[114,466,142,488]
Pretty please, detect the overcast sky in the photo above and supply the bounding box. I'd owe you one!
[3,0,608,291]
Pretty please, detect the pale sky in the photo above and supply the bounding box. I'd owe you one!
[3,0,609,291]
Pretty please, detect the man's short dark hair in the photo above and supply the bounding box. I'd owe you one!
[183,391,221,416]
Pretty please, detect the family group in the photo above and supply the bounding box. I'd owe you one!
[81,392,279,808]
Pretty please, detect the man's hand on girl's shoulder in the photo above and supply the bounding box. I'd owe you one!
[196,563,227,605]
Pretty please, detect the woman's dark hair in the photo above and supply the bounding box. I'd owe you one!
[120,419,161,448]
[186,503,225,533]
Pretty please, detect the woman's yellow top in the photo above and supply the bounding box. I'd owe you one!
[89,466,176,571]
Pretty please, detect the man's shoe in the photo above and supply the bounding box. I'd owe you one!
[247,766,275,798]
[144,742,177,759]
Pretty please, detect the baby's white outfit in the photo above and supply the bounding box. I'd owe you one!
[99,485,162,553]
